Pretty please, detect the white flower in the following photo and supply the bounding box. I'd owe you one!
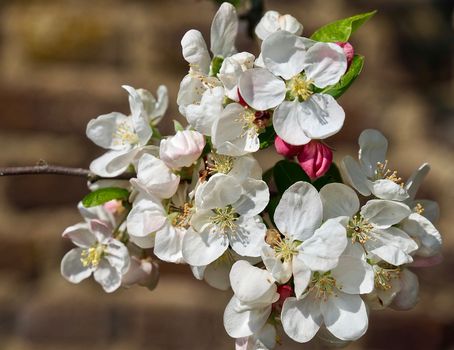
[177,3,238,134]
[61,220,130,293]
[218,52,255,101]
[281,249,374,342]
[136,86,168,126]
[182,173,269,266]
[342,129,409,201]
[127,183,193,263]
[160,130,205,169]
[239,31,347,145]
[223,261,279,339]
[320,183,418,266]
[367,265,419,311]
[261,182,347,297]
[86,85,153,177]
[255,10,303,41]
[130,153,180,199]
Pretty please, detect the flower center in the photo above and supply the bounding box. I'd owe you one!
[375,160,403,185]
[80,243,106,268]
[169,202,193,228]
[210,206,239,233]
[347,214,374,244]
[113,121,139,146]
[414,203,424,215]
[206,153,234,175]
[274,237,300,262]
[286,74,314,101]
[374,264,401,291]
[309,271,337,300]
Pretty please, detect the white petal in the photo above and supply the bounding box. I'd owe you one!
[255,11,281,40]
[218,52,255,101]
[122,85,152,146]
[177,74,205,108]
[274,182,322,241]
[204,259,232,290]
[281,295,322,343]
[367,227,418,265]
[405,163,430,201]
[300,94,345,140]
[62,223,95,248]
[61,248,93,284]
[181,29,210,74]
[89,149,136,177]
[86,112,129,150]
[238,68,286,110]
[369,179,409,201]
[230,155,262,181]
[358,129,388,178]
[400,213,442,257]
[361,200,411,228]
[195,173,242,209]
[390,269,419,310]
[154,225,185,263]
[234,178,269,217]
[292,258,312,298]
[210,2,238,58]
[89,219,113,243]
[261,31,311,80]
[273,101,311,145]
[299,219,347,271]
[126,197,167,237]
[321,293,368,341]
[261,246,292,284]
[331,256,374,294]
[229,260,277,303]
[105,239,130,275]
[182,227,229,266]
[93,259,122,293]
[230,216,267,257]
[224,296,272,338]
[341,156,371,196]
[128,233,155,249]
[304,42,347,88]
[319,183,360,220]
[184,86,224,136]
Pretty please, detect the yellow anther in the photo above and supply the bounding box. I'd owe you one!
[415,203,425,215]
[170,202,193,228]
[113,122,139,146]
[287,74,314,101]
[374,265,401,291]
[274,237,300,262]
[375,160,403,185]
[347,215,374,244]
[309,272,337,301]
[80,244,106,268]
[206,153,234,175]
[210,206,238,233]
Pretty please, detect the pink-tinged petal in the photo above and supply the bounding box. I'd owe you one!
[121,256,159,290]
[90,219,113,243]
[238,68,286,111]
[410,254,443,267]
[281,295,322,343]
[336,42,355,67]
[274,136,303,158]
[297,140,333,180]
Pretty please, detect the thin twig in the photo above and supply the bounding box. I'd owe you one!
[0,163,134,182]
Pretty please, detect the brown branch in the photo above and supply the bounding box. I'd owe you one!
[0,164,134,181]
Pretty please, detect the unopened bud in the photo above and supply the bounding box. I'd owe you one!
[336,42,354,67]
[121,256,159,291]
[274,136,303,158]
[160,130,205,169]
[297,140,333,180]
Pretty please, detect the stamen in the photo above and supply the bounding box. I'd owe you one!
[112,122,139,146]
[347,215,374,244]
[169,202,193,228]
[286,74,314,101]
[80,243,106,268]
[375,160,403,185]
[206,153,234,175]
[414,203,425,215]
[274,236,300,262]
[309,272,337,301]
[374,265,401,291]
[210,206,238,233]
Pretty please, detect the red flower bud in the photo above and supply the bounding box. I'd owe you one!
[297,140,333,180]
[273,284,294,311]
[336,42,354,67]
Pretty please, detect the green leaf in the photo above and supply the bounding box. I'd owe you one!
[173,120,184,132]
[320,54,365,99]
[82,187,130,208]
[273,160,311,195]
[310,10,377,43]
[312,163,343,191]
[259,126,276,149]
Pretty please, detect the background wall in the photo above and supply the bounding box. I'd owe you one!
[0,0,452,349]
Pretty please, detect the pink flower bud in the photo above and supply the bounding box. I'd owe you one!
[273,284,294,311]
[160,130,205,169]
[274,135,303,158]
[336,42,354,67]
[103,199,124,214]
[121,256,159,291]
[297,140,333,180]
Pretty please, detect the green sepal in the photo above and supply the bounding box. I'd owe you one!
[82,187,130,208]
[310,10,377,43]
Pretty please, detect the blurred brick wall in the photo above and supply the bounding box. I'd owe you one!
[0,0,452,349]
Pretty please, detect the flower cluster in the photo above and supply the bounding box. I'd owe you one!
[60,3,443,349]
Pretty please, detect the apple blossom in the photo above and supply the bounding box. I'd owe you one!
[160,130,205,169]
[255,10,303,41]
